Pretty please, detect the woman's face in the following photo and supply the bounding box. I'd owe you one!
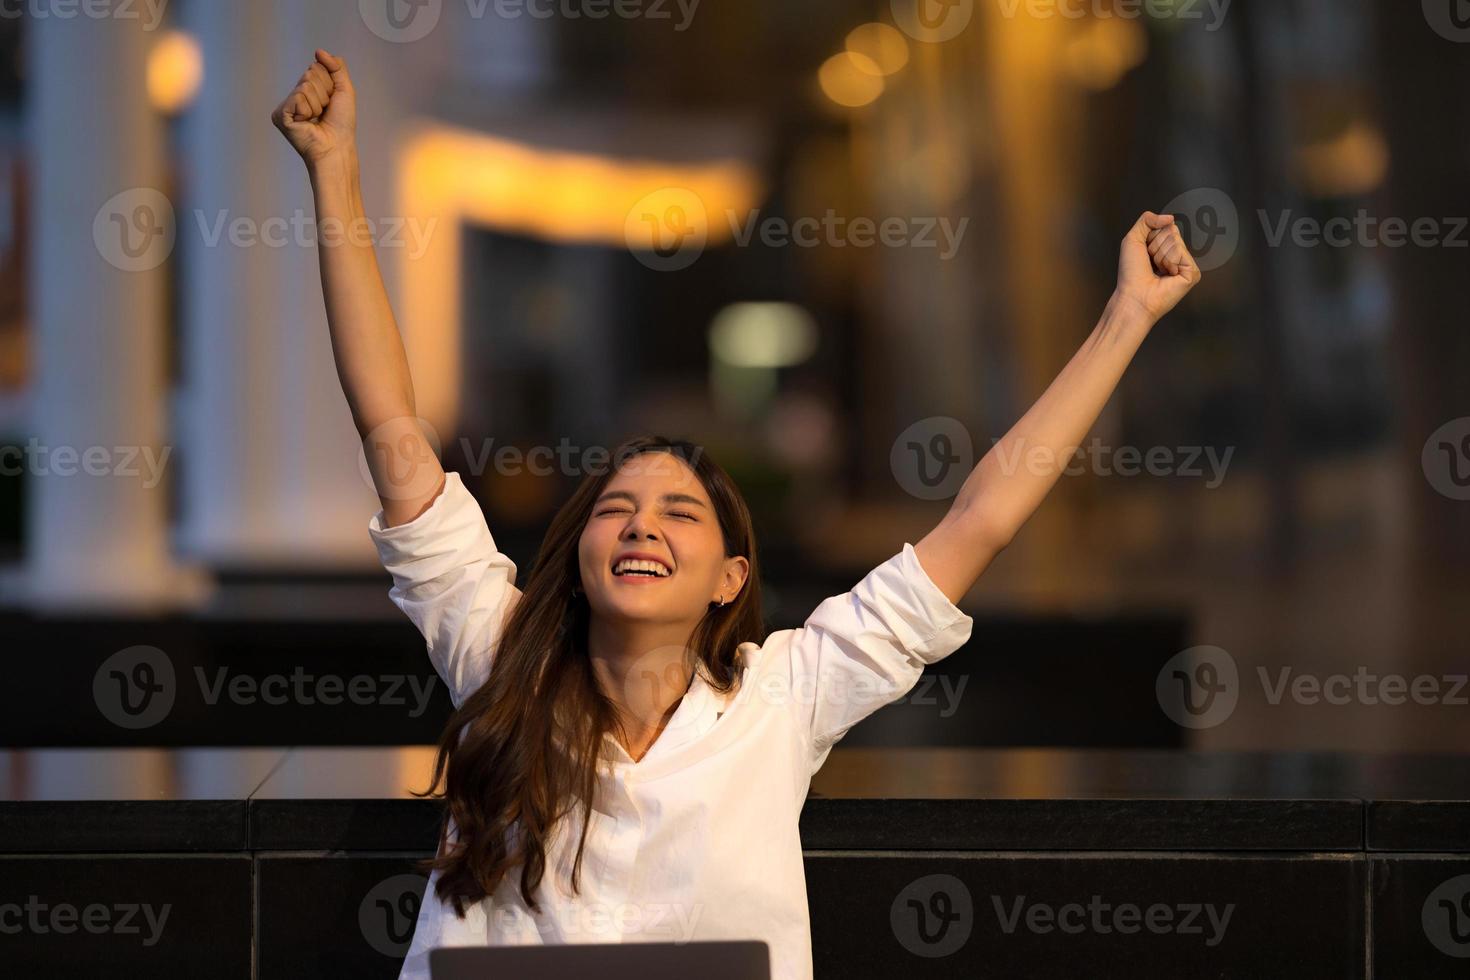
[577,453,747,625]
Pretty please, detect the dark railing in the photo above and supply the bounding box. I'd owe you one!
[0,610,1189,748]
[3,748,1468,977]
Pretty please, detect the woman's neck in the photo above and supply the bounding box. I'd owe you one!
[586,615,698,758]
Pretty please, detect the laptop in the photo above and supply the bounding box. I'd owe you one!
[429,941,771,979]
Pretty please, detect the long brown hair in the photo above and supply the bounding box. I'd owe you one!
[415,435,764,916]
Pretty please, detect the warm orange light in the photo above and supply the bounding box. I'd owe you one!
[845,23,909,76]
[1063,17,1148,91]
[819,52,886,108]
[401,128,757,244]
[147,30,204,114]
[1294,121,1390,198]
[396,124,764,437]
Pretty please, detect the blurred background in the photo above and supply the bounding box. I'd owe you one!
[0,0,1466,754]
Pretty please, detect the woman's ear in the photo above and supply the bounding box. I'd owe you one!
[721,555,750,599]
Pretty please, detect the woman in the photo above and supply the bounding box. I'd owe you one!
[272,48,1200,980]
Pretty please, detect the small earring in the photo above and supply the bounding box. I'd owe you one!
[571,584,581,598]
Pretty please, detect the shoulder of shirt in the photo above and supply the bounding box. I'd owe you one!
[734,543,969,664]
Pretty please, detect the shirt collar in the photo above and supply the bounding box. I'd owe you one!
[602,664,732,767]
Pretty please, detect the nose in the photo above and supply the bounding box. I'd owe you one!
[621,509,660,541]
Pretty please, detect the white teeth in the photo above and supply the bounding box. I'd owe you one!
[613,558,671,577]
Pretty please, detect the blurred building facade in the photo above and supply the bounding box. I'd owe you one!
[0,0,1464,751]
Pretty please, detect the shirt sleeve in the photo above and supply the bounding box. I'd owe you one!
[784,541,974,771]
[367,471,520,709]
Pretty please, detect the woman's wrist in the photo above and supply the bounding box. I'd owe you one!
[306,147,364,222]
[306,147,361,189]
[1103,289,1159,335]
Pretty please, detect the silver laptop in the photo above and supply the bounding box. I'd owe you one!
[429,941,771,979]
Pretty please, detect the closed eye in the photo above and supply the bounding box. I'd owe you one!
[594,506,699,521]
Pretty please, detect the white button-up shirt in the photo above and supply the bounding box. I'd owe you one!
[368,472,974,980]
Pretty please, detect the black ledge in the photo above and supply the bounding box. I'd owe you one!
[0,747,283,852]
[796,798,1361,851]
[1369,801,1470,851]
[3,748,1469,854]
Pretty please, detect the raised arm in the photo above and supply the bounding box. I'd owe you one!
[271,48,445,527]
[914,211,1201,603]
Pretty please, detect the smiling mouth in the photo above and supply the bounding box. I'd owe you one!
[611,558,673,578]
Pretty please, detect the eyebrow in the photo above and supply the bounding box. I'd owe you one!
[594,490,709,509]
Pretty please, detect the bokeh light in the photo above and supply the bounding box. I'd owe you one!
[708,302,818,369]
[146,30,204,115]
[845,23,909,77]
[819,51,886,108]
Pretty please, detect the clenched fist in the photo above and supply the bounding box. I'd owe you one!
[271,48,357,168]
[1114,211,1201,324]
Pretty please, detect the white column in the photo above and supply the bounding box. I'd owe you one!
[177,0,379,568]
[177,0,564,569]
[25,9,195,608]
